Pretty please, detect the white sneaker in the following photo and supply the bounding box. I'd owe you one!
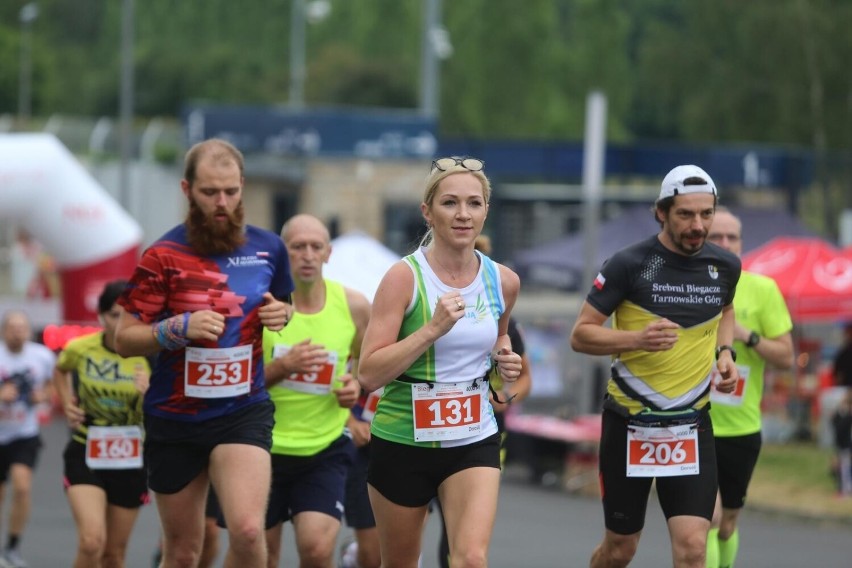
[0,549,27,568]
[338,536,357,568]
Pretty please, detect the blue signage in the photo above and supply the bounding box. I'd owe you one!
[183,105,437,159]
[438,139,813,190]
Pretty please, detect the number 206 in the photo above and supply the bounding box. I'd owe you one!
[638,441,690,465]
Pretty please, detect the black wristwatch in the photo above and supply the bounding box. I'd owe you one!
[715,345,737,362]
[746,331,761,348]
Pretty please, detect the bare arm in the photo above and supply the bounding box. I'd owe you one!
[491,266,522,381]
[716,303,736,348]
[755,333,794,370]
[508,352,533,402]
[53,367,84,428]
[570,301,680,356]
[734,322,794,370]
[332,288,372,408]
[115,309,227,358]
[714,304,739,393]
[114,311,161,357]
[344,286,372,381]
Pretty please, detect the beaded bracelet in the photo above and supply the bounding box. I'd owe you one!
[152,313,191,351]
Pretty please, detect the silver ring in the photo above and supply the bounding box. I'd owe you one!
[456,300,464,311]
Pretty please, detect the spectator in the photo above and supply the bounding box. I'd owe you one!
[831,389,852,496]
[832,324,852,388]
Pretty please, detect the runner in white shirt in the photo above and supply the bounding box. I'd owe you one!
[0,310,55,568]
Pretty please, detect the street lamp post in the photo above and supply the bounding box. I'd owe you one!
[119,0,135,211]
[18,2,39,123]
[289,0,306,109]
[419,0,451,119]
[289,0,330,109]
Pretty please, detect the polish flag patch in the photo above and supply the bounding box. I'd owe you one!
[593,273,606,290]
[256,251,270,258]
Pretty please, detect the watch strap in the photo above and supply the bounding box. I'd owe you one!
[716,344,737,362]
[746,331,761,348]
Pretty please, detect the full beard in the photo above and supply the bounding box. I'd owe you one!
[185,199,247,256]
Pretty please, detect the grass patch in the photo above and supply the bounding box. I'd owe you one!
[748,443,852,520]
[755,443,835,490]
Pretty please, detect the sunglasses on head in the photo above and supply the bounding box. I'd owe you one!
[431,157,485,172]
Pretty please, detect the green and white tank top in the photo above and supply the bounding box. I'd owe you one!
[370,247,504,448]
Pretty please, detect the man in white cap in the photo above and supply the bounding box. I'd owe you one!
[570,165,741,568]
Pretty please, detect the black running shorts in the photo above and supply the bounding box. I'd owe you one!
[63,440,149,508]
[715,432,762,510]
[143,399,274,494]
[367,432,500,508]
[598,408,718,535]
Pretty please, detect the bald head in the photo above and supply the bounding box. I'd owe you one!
[281,214,332,284]
[2,310,32,353]
[707,207,743,256]
[280,214,330,244]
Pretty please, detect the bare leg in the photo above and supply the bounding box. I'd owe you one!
[210,443,271,568]
[667,514,710,568]
[102,503,141,568]
[66,484,108,568]
[155,473,208,568]
[437,467,499,568]
[589,529,641,568]
[367,484,429,568]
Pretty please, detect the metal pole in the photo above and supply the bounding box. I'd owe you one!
[119,0,134,211]
[290,0,306,109]
[581,91,607,288]
[18,3,38,123]
[419,0,441,118]
[579,91,607,414]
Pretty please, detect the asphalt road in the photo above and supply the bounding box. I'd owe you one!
[8,418,851,567]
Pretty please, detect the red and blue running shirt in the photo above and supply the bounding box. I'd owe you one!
[119,224,294,421]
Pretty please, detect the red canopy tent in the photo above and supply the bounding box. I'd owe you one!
[741,237,852,322]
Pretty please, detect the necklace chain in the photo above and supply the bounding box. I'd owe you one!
[430,251,475,281]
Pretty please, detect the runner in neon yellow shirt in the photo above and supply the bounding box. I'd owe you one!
[262,214,370,568]
[706,207,794,568]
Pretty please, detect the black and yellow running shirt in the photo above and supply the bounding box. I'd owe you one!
[586,235,741,413]
[56,331,149,445]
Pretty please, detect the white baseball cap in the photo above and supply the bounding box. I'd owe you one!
[657,165,717,203]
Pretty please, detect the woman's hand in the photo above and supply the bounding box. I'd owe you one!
[492,347,522,382]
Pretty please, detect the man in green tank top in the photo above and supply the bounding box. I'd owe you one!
[262,214,371,568]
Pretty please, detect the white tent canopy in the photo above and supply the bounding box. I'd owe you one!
[325,232,400,301]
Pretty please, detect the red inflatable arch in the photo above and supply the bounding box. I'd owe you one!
[1,133,142,323]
